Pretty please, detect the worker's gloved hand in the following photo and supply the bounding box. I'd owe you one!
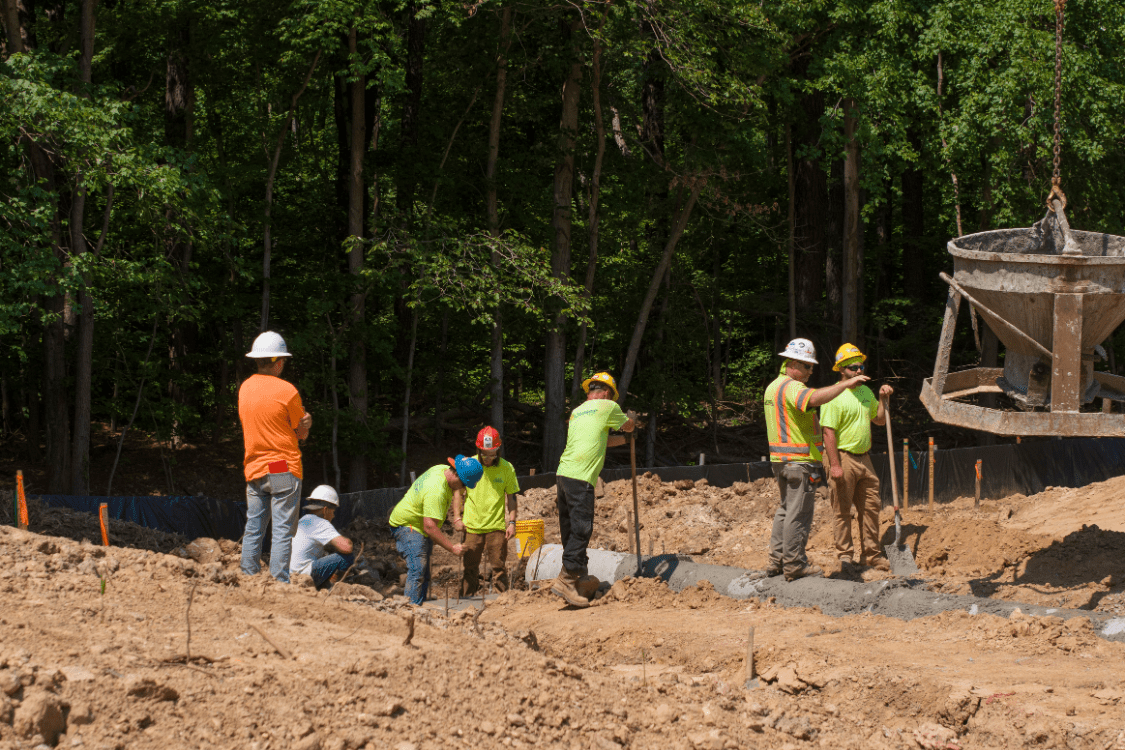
[626,409,638,422]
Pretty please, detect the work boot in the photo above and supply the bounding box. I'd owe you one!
[784,564,824,582]
[867,557,891,572]
[764,562,783,578]
[550,568,591,608]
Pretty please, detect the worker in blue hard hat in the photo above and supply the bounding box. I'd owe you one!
[389,455,482,605]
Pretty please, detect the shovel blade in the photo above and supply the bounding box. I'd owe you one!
[885,543,919,577]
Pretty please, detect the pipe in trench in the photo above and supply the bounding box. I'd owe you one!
[527,545,1125,643]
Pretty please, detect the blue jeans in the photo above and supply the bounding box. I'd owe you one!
[241,473,301,582]
[311,552,355,590]
[392,525,433,605]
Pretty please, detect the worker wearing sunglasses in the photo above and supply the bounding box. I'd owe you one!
[820,344,894,575]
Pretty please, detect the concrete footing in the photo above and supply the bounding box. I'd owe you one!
[526,544,1125,642]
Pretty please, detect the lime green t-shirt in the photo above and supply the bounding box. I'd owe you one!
[463,456,519,533]
[389,464,453,537]
[556,398,629,486]
[819,385,878,454]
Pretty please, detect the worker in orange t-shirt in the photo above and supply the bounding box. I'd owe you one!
[238,331,313,582]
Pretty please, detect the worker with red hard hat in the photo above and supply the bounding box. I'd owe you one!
[452,426,520,595]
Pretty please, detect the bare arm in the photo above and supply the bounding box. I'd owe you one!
[422,516,463,556]
[807,375,870,408]
[823,427,843,479]
[607,435,627,448]
[295,412,312,440]
[328,535,353,555]
[872,385,893,426]
[452,489,465,531]
[505,493,518,539]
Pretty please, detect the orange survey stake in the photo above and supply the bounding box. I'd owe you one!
[98,503,109,546]
[16,470,28,530]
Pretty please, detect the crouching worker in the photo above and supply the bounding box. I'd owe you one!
[290,485,353,590]
[453,426,519,596]
[389,456,481,605]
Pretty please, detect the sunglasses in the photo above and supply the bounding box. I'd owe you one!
[843,364,866,372]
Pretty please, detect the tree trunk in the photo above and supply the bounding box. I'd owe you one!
[397,1,426,222]
[259,51,321,332]
[399,308,419,483]
[487,7,512,438]
[825,159,843,327]
[793,88,827,313]
[902,128,926,302]
[68,0,98,495]
[570,32,606,406]
[346,27,368,493]
[434,309,449,443]
[542,18,583,472]
[786,125,796,339]
[842,98,861,344]
[617,182,704,401]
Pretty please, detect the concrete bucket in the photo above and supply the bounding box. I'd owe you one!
[921,206,1125,436]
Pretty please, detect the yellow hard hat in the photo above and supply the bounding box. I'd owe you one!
[582,372,619,400]
[833,343,867,371]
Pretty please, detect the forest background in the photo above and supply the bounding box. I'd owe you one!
[3,0,1125,499]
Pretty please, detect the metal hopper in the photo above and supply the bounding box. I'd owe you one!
[921,206,1125,436]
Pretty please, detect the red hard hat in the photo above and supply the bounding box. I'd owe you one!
[476,426,502,450]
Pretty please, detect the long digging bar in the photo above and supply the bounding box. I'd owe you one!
[630,432,642,577]
[882,397,918,576]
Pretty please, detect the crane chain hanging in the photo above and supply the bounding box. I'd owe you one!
[1047,0,1067,211]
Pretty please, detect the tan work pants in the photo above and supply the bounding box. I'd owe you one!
[829,451,883,562]
[461,529,509,596]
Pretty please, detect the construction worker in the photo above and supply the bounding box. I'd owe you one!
[453,426,519,595]
[764,339,868,581]
[239,331,312,583]
[552,372,635,607]
[290,485,354,590]
[821,344,894,573]
[389,455,482,605]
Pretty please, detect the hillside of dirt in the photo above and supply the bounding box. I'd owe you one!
[6,466,1125,748]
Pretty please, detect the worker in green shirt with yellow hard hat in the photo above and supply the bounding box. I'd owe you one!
[820,343,894,574]
[552,371,635,607]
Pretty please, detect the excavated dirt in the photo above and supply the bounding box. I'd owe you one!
[6,472,1125,747]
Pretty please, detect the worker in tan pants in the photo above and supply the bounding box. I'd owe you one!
[821,344,893,573]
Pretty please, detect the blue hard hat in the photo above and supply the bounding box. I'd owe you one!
[447,455,483,489]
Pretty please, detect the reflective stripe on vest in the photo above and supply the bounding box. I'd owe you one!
[767,377,821,461]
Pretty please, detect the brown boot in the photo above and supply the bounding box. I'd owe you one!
[550,568,590,608]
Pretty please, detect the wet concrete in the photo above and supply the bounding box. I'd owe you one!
[526,544,1125,643]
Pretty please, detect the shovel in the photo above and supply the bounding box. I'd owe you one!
[882,396,919,576]
[630,430,643,577]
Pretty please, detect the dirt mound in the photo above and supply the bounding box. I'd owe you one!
[0,491,186,554]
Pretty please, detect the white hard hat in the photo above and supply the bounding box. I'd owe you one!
[778,338,818,365]
[306,485,339,508]
[246,331,292,359]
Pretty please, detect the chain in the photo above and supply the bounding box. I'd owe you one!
[1052,0,1065,188]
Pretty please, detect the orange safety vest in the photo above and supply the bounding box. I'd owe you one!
[764,375,823,462]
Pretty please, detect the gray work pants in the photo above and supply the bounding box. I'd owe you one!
[768,461,822,574]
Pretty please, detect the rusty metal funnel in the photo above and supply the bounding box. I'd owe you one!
[922,206,1125,436]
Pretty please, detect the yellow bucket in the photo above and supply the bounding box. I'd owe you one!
[512,519,545,559]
